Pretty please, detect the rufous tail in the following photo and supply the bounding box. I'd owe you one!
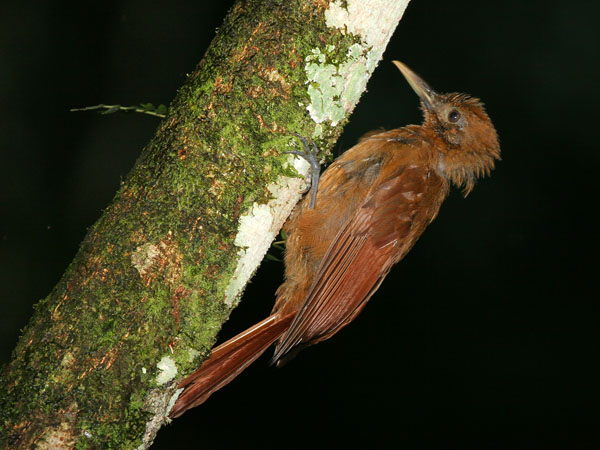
[169,312,294,418]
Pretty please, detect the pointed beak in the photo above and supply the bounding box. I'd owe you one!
[392,60,438,110]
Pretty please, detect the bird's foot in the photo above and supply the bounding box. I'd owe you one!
[286,133,322,208]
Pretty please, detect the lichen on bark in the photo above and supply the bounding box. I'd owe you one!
[0,0,410,448]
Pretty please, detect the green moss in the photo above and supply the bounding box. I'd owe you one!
[0,1,377,447]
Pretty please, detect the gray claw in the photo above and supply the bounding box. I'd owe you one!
[286,134,322,208]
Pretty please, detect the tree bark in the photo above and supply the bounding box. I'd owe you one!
[0,0,410,448]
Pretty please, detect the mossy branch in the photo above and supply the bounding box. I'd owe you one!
[0,0,410,448]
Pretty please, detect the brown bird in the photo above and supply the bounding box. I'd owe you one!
[169,61,500,418]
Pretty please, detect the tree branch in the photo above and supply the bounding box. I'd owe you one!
[0,0,410,448]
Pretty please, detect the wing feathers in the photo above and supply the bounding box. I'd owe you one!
[272,166,440,363]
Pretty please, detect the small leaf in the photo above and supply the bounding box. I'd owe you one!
[264,253,282,262]
[101,105,121,115]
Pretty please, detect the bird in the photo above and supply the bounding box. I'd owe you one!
[168,60,500,418]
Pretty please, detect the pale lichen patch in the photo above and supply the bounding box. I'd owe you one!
[303,43,376,126]
[37,421,76,449]
[302,0,410,126]
[132,243,161,277]
[261,67,292,97]
[138,386,180,450]
[223,155,310,306]
[166,388,184,418]
[156,356,178,385]
[60,351,76,370]
[187,347,201,362]
[131,235,184,287]
[36,402,78,449]
[325,0,410,62]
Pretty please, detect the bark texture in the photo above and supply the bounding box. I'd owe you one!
[0,0,409,448]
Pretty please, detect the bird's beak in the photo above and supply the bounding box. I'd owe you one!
[392,60,437,111]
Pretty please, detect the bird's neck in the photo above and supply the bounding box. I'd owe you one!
[441,144,499,195]
[409,126,497,196]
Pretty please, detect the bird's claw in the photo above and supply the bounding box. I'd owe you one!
[285,133,322,208]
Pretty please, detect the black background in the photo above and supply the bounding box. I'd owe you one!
[1,1,598,449]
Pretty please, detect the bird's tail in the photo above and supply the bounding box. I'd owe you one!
[169,312,295,418]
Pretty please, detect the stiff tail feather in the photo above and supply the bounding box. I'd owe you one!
[169,312,295,418]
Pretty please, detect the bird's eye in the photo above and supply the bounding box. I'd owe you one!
[448,110,460,123]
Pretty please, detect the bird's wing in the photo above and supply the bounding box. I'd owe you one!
[272,164,441,363]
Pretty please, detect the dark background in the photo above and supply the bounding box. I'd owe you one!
[1,1,598,448]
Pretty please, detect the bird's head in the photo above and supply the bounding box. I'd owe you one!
[393,60,501,195]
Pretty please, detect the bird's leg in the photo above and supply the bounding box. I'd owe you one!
[286,133,321,208]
